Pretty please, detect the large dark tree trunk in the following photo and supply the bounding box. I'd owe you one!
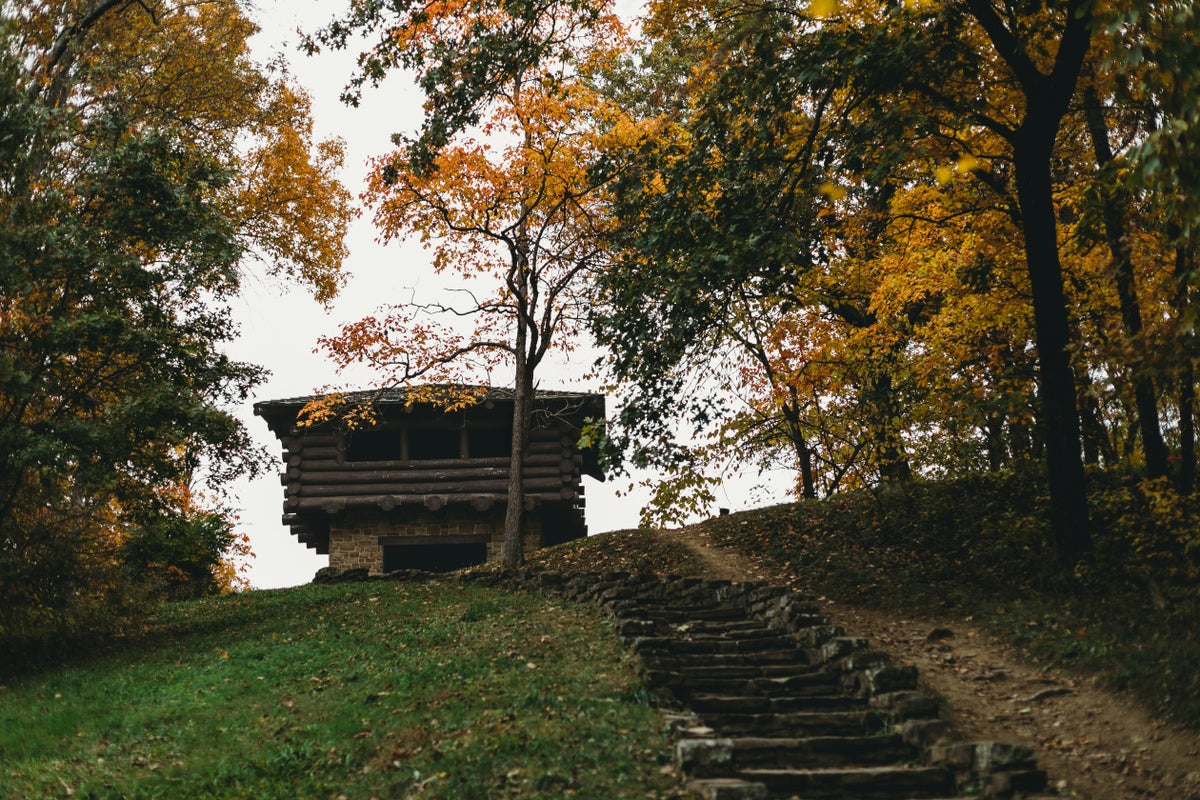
[1012,131,1093,563]
[967,0,1095,564]
[1083,87,1169,478]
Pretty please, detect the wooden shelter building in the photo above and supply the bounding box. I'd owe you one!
[254,386,605,574]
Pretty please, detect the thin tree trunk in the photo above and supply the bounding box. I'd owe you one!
[983,414,1002,471]
[780,390,817,499]
[502,298,532,568]
[1175,234,1196,493]
[788,415,817,500]
[1083,86,1169,477]
[797,437,816,499]
[870,370,911,483]
[1076,365,1117,466]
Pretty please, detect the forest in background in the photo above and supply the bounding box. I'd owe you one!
[2,0,1197,654]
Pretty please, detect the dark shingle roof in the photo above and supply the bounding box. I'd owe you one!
[254,384,602,411]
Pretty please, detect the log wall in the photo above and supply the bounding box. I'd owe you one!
[279,425,583,516]
[260,395,600,563]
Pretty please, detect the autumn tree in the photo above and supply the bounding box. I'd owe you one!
[0,0,351,647]
[307,0,630,567]
[590,0,1198,564]
[1113,0,1200,490]
[593,3,930,515]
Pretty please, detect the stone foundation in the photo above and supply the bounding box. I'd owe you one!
[327,509,542,573]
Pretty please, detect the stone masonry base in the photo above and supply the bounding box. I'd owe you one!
[327,509,542,573]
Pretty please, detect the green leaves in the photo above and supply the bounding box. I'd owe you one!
[1,1,347,651]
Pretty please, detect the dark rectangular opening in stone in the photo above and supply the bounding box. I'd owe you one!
[383,541,487,573]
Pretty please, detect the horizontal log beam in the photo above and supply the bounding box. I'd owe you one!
[293,464,565,485]
[289,491,572,514]
[295,446,340,460]
[293,476,572,497]
[291,452,573,472]
[291,435,338,450]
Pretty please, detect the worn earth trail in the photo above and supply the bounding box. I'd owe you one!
[659,526,1200,800]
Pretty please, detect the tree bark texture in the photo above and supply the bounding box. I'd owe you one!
[503,345,533,569]
[1013,132,1093,562]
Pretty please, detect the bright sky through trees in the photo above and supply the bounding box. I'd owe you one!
[231,0,787,588]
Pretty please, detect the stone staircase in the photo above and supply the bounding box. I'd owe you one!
[541,572,1054,800]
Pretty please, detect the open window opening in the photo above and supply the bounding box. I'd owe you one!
[407,427,463,460]
[468,423,512,458]
[344,429,403,462]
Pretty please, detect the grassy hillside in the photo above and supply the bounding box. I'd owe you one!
[4,469,1195,800]
[0,580,682,800]
[535,469,1200,730]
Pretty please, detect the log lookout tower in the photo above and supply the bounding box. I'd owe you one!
[255,386,605,573]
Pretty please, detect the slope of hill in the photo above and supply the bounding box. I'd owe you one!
[530,473,1200,799]
[0,580,684,800]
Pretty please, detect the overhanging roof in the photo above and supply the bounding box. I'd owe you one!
[253,384,607,479]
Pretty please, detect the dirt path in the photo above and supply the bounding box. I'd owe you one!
[661,526,1200,800]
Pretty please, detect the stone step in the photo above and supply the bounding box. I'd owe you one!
[615,604,752,622]
[669,626,795,643]
[645,665,824,691]
[678,734,919,776]
[632,634,798,656]
[644,651,813,677]
[673,661,821,680]
[667,648,810,667]
[669,670,843,697]
[668,619,780,635]
[697,708,887,738]
[623,618,780,639]
[686,692,866,715]
[740,765,956,798]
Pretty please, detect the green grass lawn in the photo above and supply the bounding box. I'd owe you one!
[0,580,683,800]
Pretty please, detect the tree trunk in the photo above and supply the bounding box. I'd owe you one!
[780,393,817,499]
[1012,130,1093,563]
[797,437,816,499]
[1176,235,1196,493]
[869,370,911,483]
[984,413,1005,472]
[1083,86,1169,477]
[963,0,1095,564]
[502,329,532,570]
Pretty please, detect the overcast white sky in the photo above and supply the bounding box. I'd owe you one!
[228,0,787,589]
